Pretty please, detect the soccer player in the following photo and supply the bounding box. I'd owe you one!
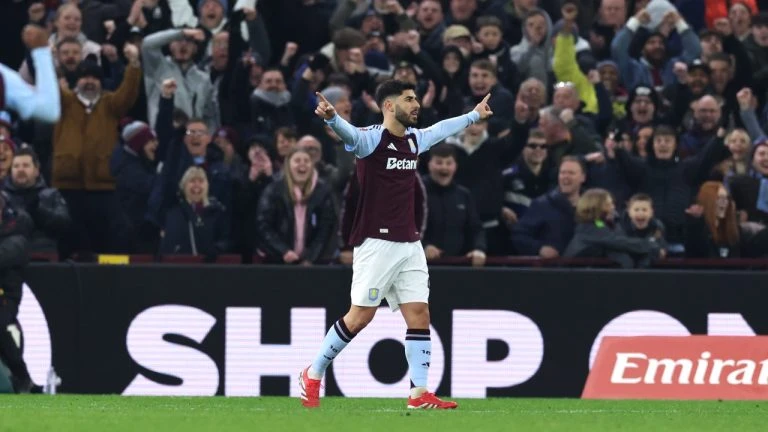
[299,80,493,409]
[0,25,61,123]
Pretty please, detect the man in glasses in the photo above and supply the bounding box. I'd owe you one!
[146,79,233,231]
[501,128,553,225]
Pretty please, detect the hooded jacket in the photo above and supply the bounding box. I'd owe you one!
[511,189,576,255]
[510,8,554,87]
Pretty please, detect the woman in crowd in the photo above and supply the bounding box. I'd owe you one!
[564,188,660,268]
[159,166,229,259]
[256,148,336,264]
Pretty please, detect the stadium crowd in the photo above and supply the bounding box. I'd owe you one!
[0,0,767,268]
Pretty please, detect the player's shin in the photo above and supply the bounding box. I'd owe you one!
[405,329,431,398]
[309,318,356,379]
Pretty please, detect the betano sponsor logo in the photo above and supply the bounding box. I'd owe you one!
[386,157,417,170]
[583,336,768,400]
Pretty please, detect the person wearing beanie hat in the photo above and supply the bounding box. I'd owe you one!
[611,8,702,91]
[198,0,228,33]
[0,135,16,182]
[121,120,159,161]
[112,119,160,253]
[624,85,659,132]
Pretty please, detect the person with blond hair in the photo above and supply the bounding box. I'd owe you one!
[159,166,229,259]
[564,188,659,268]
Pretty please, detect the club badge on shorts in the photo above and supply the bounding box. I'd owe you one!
[368,288,379,301]
[408,138,416,153]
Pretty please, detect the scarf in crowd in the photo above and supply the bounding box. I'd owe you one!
[251,89,292,107]
[292,170,318,256]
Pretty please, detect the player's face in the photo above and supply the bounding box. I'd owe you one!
[393,90,420,127]
[428,155,457,186]
[629,200,653,229]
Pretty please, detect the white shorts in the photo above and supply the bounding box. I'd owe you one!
[350,238,429,311]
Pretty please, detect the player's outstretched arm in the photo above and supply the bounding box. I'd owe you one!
[0,26,60,123]
[315,92,378,158]
[414,93,493,154]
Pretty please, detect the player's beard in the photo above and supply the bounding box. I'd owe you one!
[395,105,418,127]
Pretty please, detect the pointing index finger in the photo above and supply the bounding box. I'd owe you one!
[316,92,330,104]
[482,93,491,104]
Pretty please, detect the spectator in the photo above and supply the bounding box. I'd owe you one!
[679,95,723,159]
[147,79,232,230]
[247,68,295,138]
[20,3,102,84]
[507,77,548,145]
[110,120,159,252]
[54,37,85,89]
[141,27,220,130]
[0,136,15,182]
[422,144,486,266]
[730,142,768,226]
[620,193,668,258]
[564,188,659,268]
[611,9,701,91]
[744,12,768,96]
[213,126,246,182]
[684,181,743,258]
[0,196,35,393]
[256,149,336,265]
[620,85,659,135]
[597,60,626,119]
[465,58,515,135]
[512,156,585,257]
[607,125,730,252]
[273,127,298,173]
[510,8,552,89]
[501,128,552,223]
[231,137,275,261]
[3,147,70,253]
[53,44,142,258]
[415,0,446,61]
[713,128,752,184]
[159,166,229,259]
[473,16,518,92]
[297,135,343,199]
[538,106,601,169]
[730,2,753,42]
[446,106,525,255]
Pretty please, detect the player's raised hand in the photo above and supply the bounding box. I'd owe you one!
[474,93,493,120]
[315,92,337,120]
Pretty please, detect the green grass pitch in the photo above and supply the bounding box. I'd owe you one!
[1,395,767,431]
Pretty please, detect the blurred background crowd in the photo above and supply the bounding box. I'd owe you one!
[1,0,768,268]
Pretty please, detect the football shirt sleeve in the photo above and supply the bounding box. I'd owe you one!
[413,111,480,154]
[325,114,380,158]
[0,48,61,123]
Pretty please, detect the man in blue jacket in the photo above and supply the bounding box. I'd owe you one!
[611,8,701,91]
[511,156,585,257]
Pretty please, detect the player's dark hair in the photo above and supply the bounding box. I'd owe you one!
[13,146,40,168]
[430,143,456,160]
[374,80,416,108]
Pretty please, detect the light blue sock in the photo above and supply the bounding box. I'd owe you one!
[405,329,431,389]
[310,318,355,378]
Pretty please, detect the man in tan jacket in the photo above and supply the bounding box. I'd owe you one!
[52,43,142,259]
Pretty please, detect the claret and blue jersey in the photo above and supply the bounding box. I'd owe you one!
[324,111,481,247]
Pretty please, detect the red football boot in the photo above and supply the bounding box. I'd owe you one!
[407,391,458,410]
[299,366,321,408]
